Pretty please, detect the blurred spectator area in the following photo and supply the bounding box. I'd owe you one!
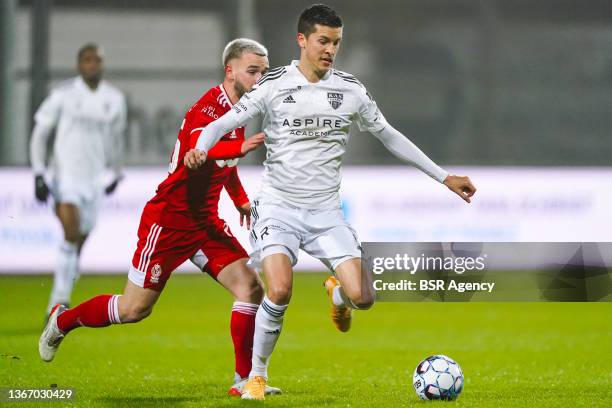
[3,0,612,166]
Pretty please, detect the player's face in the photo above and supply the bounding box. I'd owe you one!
[299,24,343,74]
[229,52,269,97]
[78,48,104,83]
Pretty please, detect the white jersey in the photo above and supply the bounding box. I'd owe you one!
[196,60,448,209]
[236,61,389,208]
[31,76,126,189]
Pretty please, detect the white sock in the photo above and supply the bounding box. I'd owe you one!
[250,296,288,379]
[332,285,348,307]
[48,241,79,313]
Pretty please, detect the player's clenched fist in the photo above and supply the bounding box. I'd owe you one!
[241,132,265,155]
[443,175,477,203]
[184,149,207,170]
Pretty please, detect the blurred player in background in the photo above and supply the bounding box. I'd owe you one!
[29,43,126,317]
[39,38,281,396]
[185,4,477,399]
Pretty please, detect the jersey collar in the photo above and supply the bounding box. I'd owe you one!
[218,83,234,107]
[76,76,104,94]
[290,60,332,83]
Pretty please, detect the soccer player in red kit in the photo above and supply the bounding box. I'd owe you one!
[39,38,281,396]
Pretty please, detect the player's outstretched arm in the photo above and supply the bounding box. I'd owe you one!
[207,141,243,160]
[186,77,270,169]
[443,175,477,203]
[185,131,265,168]
[206,132,265,160]
[184,112,240,169]
[372,124,448,182]
[185,101,261,170]
[371,124,476,203]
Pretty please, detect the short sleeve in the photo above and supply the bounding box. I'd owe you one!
[355,87,388,133]
[34,90,63,127]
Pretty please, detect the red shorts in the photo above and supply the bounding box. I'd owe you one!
[128,202,248,291]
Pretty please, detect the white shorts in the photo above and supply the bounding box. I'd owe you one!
[248,199,361,272]
[52,181,102,235]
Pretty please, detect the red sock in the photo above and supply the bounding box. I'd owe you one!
[57,294,121,333]
[231,302,258,379]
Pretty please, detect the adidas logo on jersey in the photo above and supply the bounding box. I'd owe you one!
[282,94,296,103]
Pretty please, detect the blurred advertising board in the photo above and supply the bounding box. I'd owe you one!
[0,166,610,273]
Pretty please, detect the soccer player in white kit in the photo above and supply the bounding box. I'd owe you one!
[185,4,477,399]
[30,44,126,316]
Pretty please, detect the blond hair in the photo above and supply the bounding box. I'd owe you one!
[222,38,268,67]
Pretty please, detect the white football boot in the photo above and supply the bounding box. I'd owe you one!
[39,304,67,362]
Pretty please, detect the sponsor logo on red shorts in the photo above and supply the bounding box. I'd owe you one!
[150,263,162,283]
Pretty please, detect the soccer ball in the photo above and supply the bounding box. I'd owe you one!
[413,354,464,400]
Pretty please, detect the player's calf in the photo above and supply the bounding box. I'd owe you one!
[345,289,375,310]
[340,291,375,310]
[56,294,123,334]
[334,258,376,310]
[117,280,161,323]
[118,300,153,323]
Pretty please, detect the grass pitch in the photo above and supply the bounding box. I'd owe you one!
[1,273,610,407]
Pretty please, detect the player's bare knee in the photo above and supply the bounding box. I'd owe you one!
[267,286,292,305]
[246,280,265,304]
[223,264,265,303]
[233,279,264,303]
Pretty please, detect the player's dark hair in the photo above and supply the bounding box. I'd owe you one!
[77,43,100,61]
[297,4,343,37]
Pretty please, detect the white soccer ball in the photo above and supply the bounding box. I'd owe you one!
[413,354,464,400]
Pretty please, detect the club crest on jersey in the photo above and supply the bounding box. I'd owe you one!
[150,263,162,283]
[327,92,343,110]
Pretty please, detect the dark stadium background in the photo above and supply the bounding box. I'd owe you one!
[4,0,612,167]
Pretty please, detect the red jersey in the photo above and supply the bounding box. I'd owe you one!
[148,84,249,230]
